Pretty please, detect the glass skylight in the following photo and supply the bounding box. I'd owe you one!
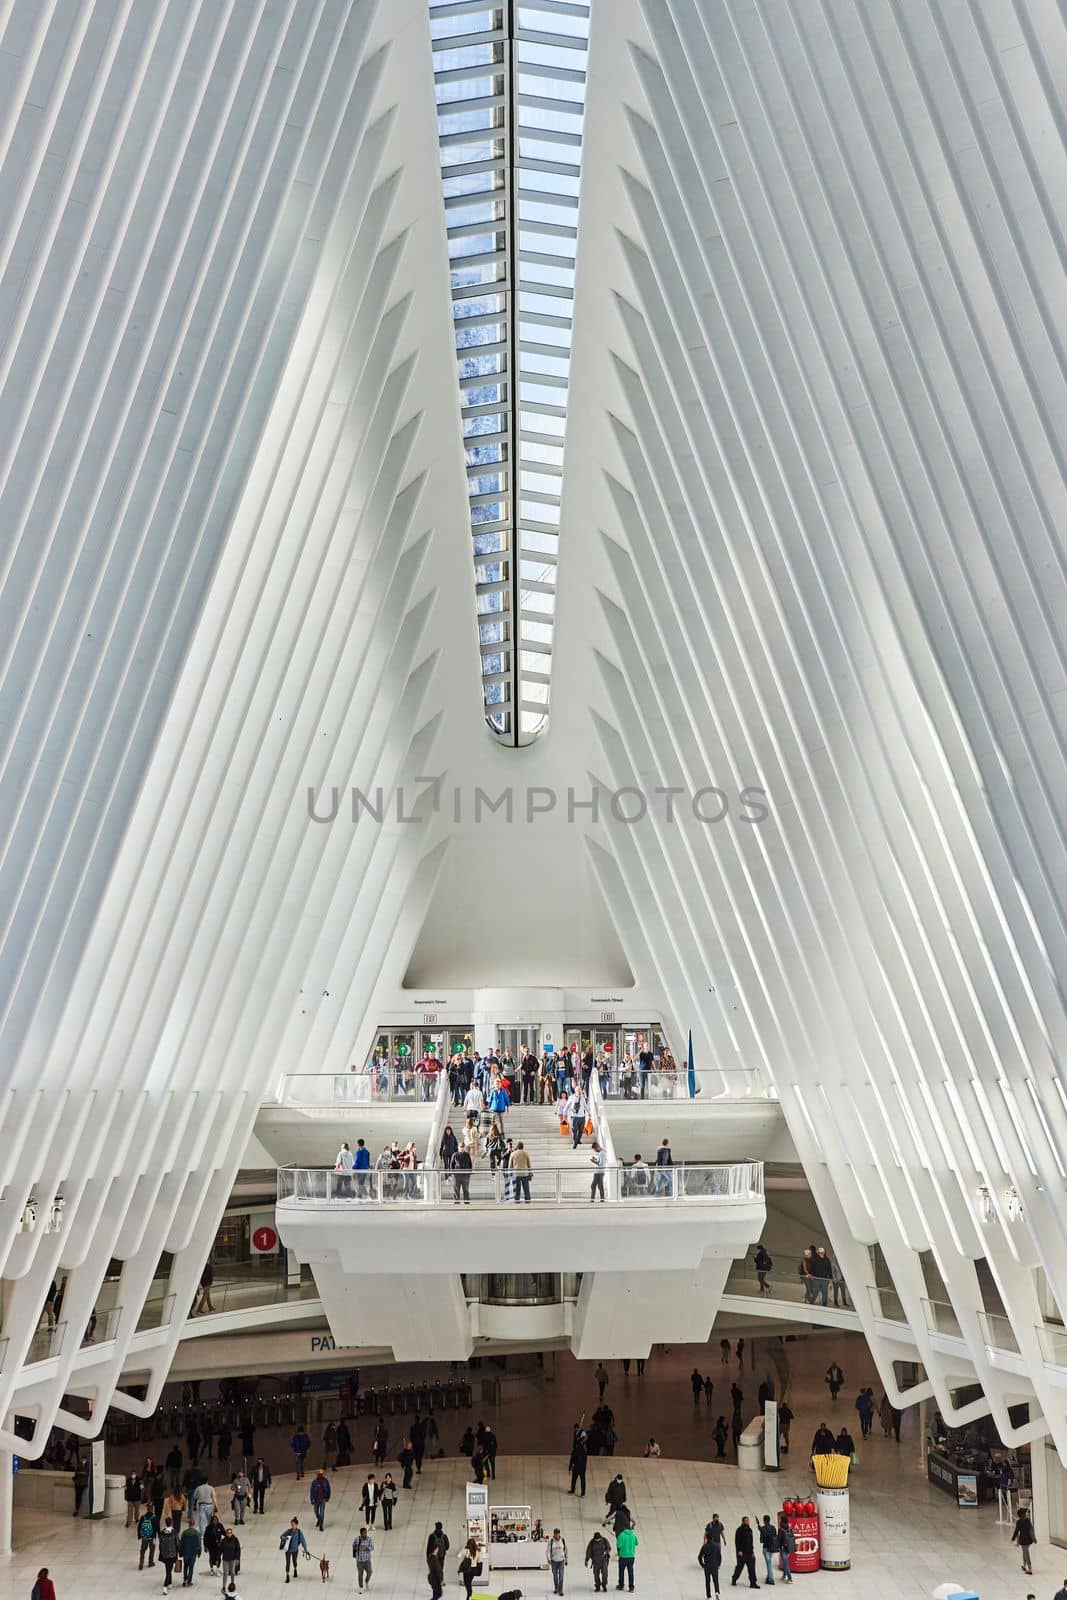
[430,0,589,743]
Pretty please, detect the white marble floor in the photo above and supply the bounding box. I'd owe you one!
[6,1444,1044,1600]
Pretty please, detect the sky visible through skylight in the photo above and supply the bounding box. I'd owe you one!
[429,0,589,742]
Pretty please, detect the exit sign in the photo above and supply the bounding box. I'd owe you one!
[423,1013,438,1024]
[600,1012,615,1023]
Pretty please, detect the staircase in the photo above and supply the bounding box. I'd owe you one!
[500,1102,596,1174]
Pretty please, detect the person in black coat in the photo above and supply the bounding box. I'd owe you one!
[731,1516,758,1590]
[568,1436,587,1496]
[611,1503,633,1537]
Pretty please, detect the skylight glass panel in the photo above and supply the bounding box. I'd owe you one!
[431,0,588,743]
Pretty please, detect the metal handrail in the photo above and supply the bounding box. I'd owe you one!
[277,1160,764,1207]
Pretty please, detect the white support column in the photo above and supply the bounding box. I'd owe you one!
[1029,1433,1049,1541]
[0,1446,13,1557]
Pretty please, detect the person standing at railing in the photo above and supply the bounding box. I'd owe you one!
[334,1143,355,1198]
[510,1142,533,1203]
[349,1138,369,1200]
[590,1143,607,1202]
[653,1139,674,1196]
[637,1043,653,1098]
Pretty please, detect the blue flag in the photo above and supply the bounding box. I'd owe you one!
[687,1029,699,1097]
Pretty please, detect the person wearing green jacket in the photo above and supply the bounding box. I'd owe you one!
[178,1524,202,1588]
[616,1524,638,1592]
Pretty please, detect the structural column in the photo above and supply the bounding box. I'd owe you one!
[0,1445,13,1557]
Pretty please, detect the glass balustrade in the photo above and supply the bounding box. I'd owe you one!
[277,1160,763,1206]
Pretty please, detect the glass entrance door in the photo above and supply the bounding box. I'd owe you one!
[564,1027,592,1055]
[497,1026,540,1057]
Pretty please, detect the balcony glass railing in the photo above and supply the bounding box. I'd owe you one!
[598,1066,771,1101]
[867,1284,910,1325]
[725,1252,854,1311]
[1036,1322,1067,1367]
[977,1310,1021,1355]
[278,1160,764,1207]
[275,1068,445,1104]
[922,1297,964,1338]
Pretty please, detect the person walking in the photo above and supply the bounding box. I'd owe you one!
[854,1388,875,1439]
[590,1142,608,1201]
[457,1538,481,1600]
[1012,1506,1037,1574]
[158,1519,180,1593]
[138,1508,158,1570]
[162,1486,187,1534]
[731,1516,758,1590]
[603,1473,627,1527]
[754,1243,773,1293]
[713,1416,728,1458]
[778,1401,793,1455]
[32,1569,56,1600]
[568,1434,587,1496]
[309,1468,331,1531]
[426,1522,451,1563]
[218,1528,240,1595]
[548,1527,568,1595]
[178,1522,202,1588]
[231,1470,250,1525]
[361,1474,381,1525]
[372,1419,388,1467]
[824,1362,844,1402]
[699,1516,724,1598]
[279,1518,309,1583]
[586,1531,611,1593]
[758,1515,780,1585]
[193,1260,215,1315]
[379,1473,397,1530]
[691,1368,704,1403]
[291,1426,311,1479]
[776,1515,795,1584]
[352,1528,374,1591]
[203,1515,224,1577]
[427,1539,446,1600]
[124,1470,142,1526]
[193,1480,218,1534]
[71,1456,88,1516]
[595,1362,609,1401]
[566,1086,588,1149]
[251,1457,271,1515]
[615,1523,638,1592]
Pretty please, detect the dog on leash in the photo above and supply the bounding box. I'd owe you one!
[318,1554,330,1583]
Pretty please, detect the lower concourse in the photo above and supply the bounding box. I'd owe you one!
[7,1337,1039,1598]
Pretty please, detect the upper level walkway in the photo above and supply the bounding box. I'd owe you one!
[277,1158,765,1207]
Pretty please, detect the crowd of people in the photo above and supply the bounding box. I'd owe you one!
[366,1038,679,1105]
[742,1240,850,1308]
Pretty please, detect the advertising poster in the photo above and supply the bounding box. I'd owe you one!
[89,1438,106,1518]
[816,1487,850,1568]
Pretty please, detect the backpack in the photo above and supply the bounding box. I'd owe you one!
[139,1515,156,1540]
[761,1525,780,1552]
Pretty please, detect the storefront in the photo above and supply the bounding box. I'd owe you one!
[926,1448,995,1506]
